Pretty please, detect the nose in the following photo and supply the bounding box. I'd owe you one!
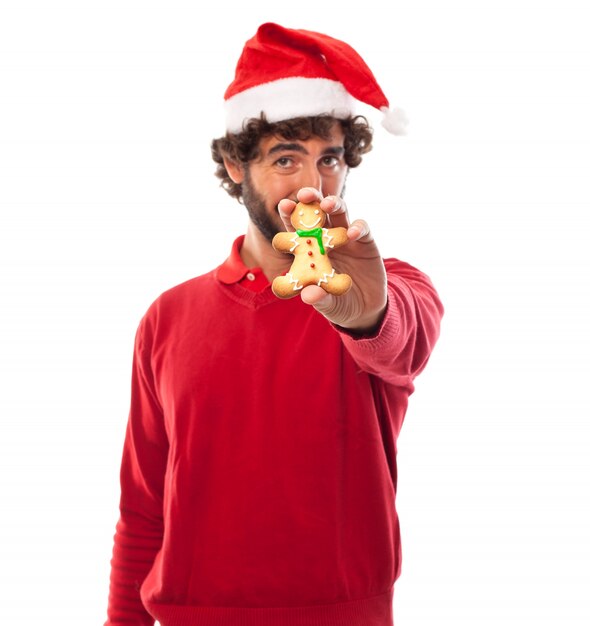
[297,162,323,195]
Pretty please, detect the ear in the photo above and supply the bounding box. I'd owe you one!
[223,157,245,184]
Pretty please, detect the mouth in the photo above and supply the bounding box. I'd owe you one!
[300,217,321,228]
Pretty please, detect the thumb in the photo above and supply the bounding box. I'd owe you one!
[300,285,335,314]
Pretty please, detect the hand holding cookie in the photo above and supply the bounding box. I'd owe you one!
[272,202,352,299]
[276,188,388,335]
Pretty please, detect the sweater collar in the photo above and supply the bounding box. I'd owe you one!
[216,235,269,292]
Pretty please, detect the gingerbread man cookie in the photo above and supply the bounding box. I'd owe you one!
[272,201,352,299]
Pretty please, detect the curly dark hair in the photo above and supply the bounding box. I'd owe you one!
[211,114,373,201]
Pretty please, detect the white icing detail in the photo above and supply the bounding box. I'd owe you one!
[314,209,319,214]
[317,268,335,286]
[289,234,300,253]
[322,227,335,248]
[300,217,321,228]
[286,273,303,291]
[299,210,304,216]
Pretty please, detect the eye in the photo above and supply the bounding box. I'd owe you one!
[321,156,339,167]
[314,210,319,215]
[275,157,294,168]
[299,211,304,216]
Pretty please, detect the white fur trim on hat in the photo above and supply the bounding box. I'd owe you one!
[224,77,356,133]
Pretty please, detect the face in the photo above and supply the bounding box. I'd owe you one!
[290,203,327,230]
[227,122,349,243]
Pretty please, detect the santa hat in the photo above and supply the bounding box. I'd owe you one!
[224,22,408,135]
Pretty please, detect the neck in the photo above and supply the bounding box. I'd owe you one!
[240,222,292,281]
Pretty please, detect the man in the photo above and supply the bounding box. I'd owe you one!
[105,22,443,626]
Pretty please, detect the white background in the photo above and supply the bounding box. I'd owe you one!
[1,0,589,624]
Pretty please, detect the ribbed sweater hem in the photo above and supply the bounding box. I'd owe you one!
[145,588,394,626]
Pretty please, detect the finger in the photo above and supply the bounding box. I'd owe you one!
[277,198,297,230]
[300,285,333,308]
[296,187,323,204]
[320,195,350,229]
[347,218,374,243]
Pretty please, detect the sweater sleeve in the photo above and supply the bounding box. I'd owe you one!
[339,258,444,387]
[105,315,169,626]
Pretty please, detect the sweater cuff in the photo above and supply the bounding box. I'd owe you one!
[334,294,400,352]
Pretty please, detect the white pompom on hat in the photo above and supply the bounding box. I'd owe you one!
[224,22,408,136]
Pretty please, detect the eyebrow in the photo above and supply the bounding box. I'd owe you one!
[267,143,345,157]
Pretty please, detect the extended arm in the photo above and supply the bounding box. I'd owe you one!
[278,189,443,382]
[338,258,444,386]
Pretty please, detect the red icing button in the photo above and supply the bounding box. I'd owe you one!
[306,239,312,244]
[310,263,315,268]
[308,251,313,256]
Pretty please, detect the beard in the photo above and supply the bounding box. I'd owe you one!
[241,168,283,244]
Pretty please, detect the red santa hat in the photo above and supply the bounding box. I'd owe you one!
[224,22,408,135]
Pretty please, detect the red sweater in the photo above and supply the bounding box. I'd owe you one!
[105,237,443,626]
